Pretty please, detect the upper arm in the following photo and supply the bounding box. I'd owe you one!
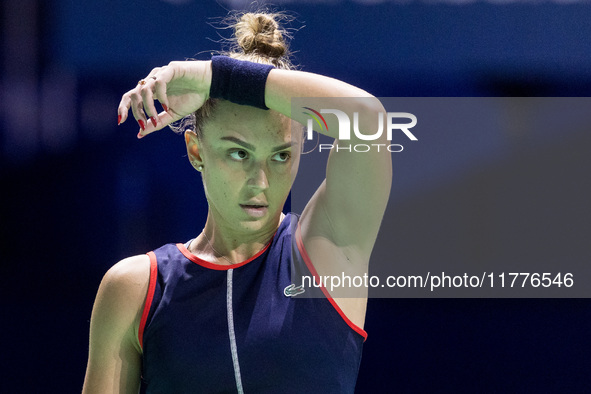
[301,99,392,259]
[82,255,151,394]
[265,69,391,258]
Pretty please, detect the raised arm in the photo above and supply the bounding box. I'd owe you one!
[82,255,150,394]
[265,69,392,257]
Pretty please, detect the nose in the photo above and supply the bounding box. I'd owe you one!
[247,163,269,191]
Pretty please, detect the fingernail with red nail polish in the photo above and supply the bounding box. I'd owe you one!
[118,115,122,125]
[150,116,158,127]
[162,104,169,112]
[138,119,145,130]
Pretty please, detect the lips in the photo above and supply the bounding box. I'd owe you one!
[240,200,268,208]
[240,203,268,218]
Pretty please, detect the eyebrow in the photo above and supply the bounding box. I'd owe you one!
[220,136,293,152]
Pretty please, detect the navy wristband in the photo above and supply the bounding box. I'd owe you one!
[210,56,275,110]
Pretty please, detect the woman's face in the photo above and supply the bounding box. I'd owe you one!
[189,101,301,234]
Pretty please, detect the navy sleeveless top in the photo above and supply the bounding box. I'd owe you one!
[138,213,366,393]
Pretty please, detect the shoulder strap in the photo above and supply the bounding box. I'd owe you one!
[138,251,158,349]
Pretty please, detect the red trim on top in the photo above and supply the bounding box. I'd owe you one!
[177,238,273,271]
[138,252,158,350]
[295,223,368,342]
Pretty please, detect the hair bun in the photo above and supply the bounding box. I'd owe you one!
[235,13,286,58]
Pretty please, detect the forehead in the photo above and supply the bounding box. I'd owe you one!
[204,101,293,145]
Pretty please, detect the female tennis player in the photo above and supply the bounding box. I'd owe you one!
[83,11,391,394]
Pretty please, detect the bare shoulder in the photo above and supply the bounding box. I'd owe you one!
[83,255,151,393]
[92,254,151,348]
[101,254,151,298]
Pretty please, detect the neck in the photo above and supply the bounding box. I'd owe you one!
[191,212,285,265]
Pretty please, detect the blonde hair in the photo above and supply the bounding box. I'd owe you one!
[179,11,295,138]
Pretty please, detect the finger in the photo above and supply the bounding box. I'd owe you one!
[129,88,147,131]
[140,78,159,127]
[117,67,161,127]
[153,78,170,113]
[145,66,161,80]
[152,64,178,111]
[137,110,178,139]
[117,92,132,125]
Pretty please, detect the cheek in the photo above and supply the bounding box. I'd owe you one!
[272,166,295,195]
[203,164,244,199]
[214,172,241,191]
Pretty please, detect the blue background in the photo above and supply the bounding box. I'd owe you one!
[1,0,590,391]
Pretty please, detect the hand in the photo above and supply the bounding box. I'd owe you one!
[118,60,212,137]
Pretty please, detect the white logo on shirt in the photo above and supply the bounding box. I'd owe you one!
[284,284,305,297]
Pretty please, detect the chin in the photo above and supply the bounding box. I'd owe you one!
[236,219,266,234]
[238,211,280,231]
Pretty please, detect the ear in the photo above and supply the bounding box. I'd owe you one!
[185,130,203,171]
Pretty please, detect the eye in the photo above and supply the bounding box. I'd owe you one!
[229,149,248,161]
[272,151,291,162]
